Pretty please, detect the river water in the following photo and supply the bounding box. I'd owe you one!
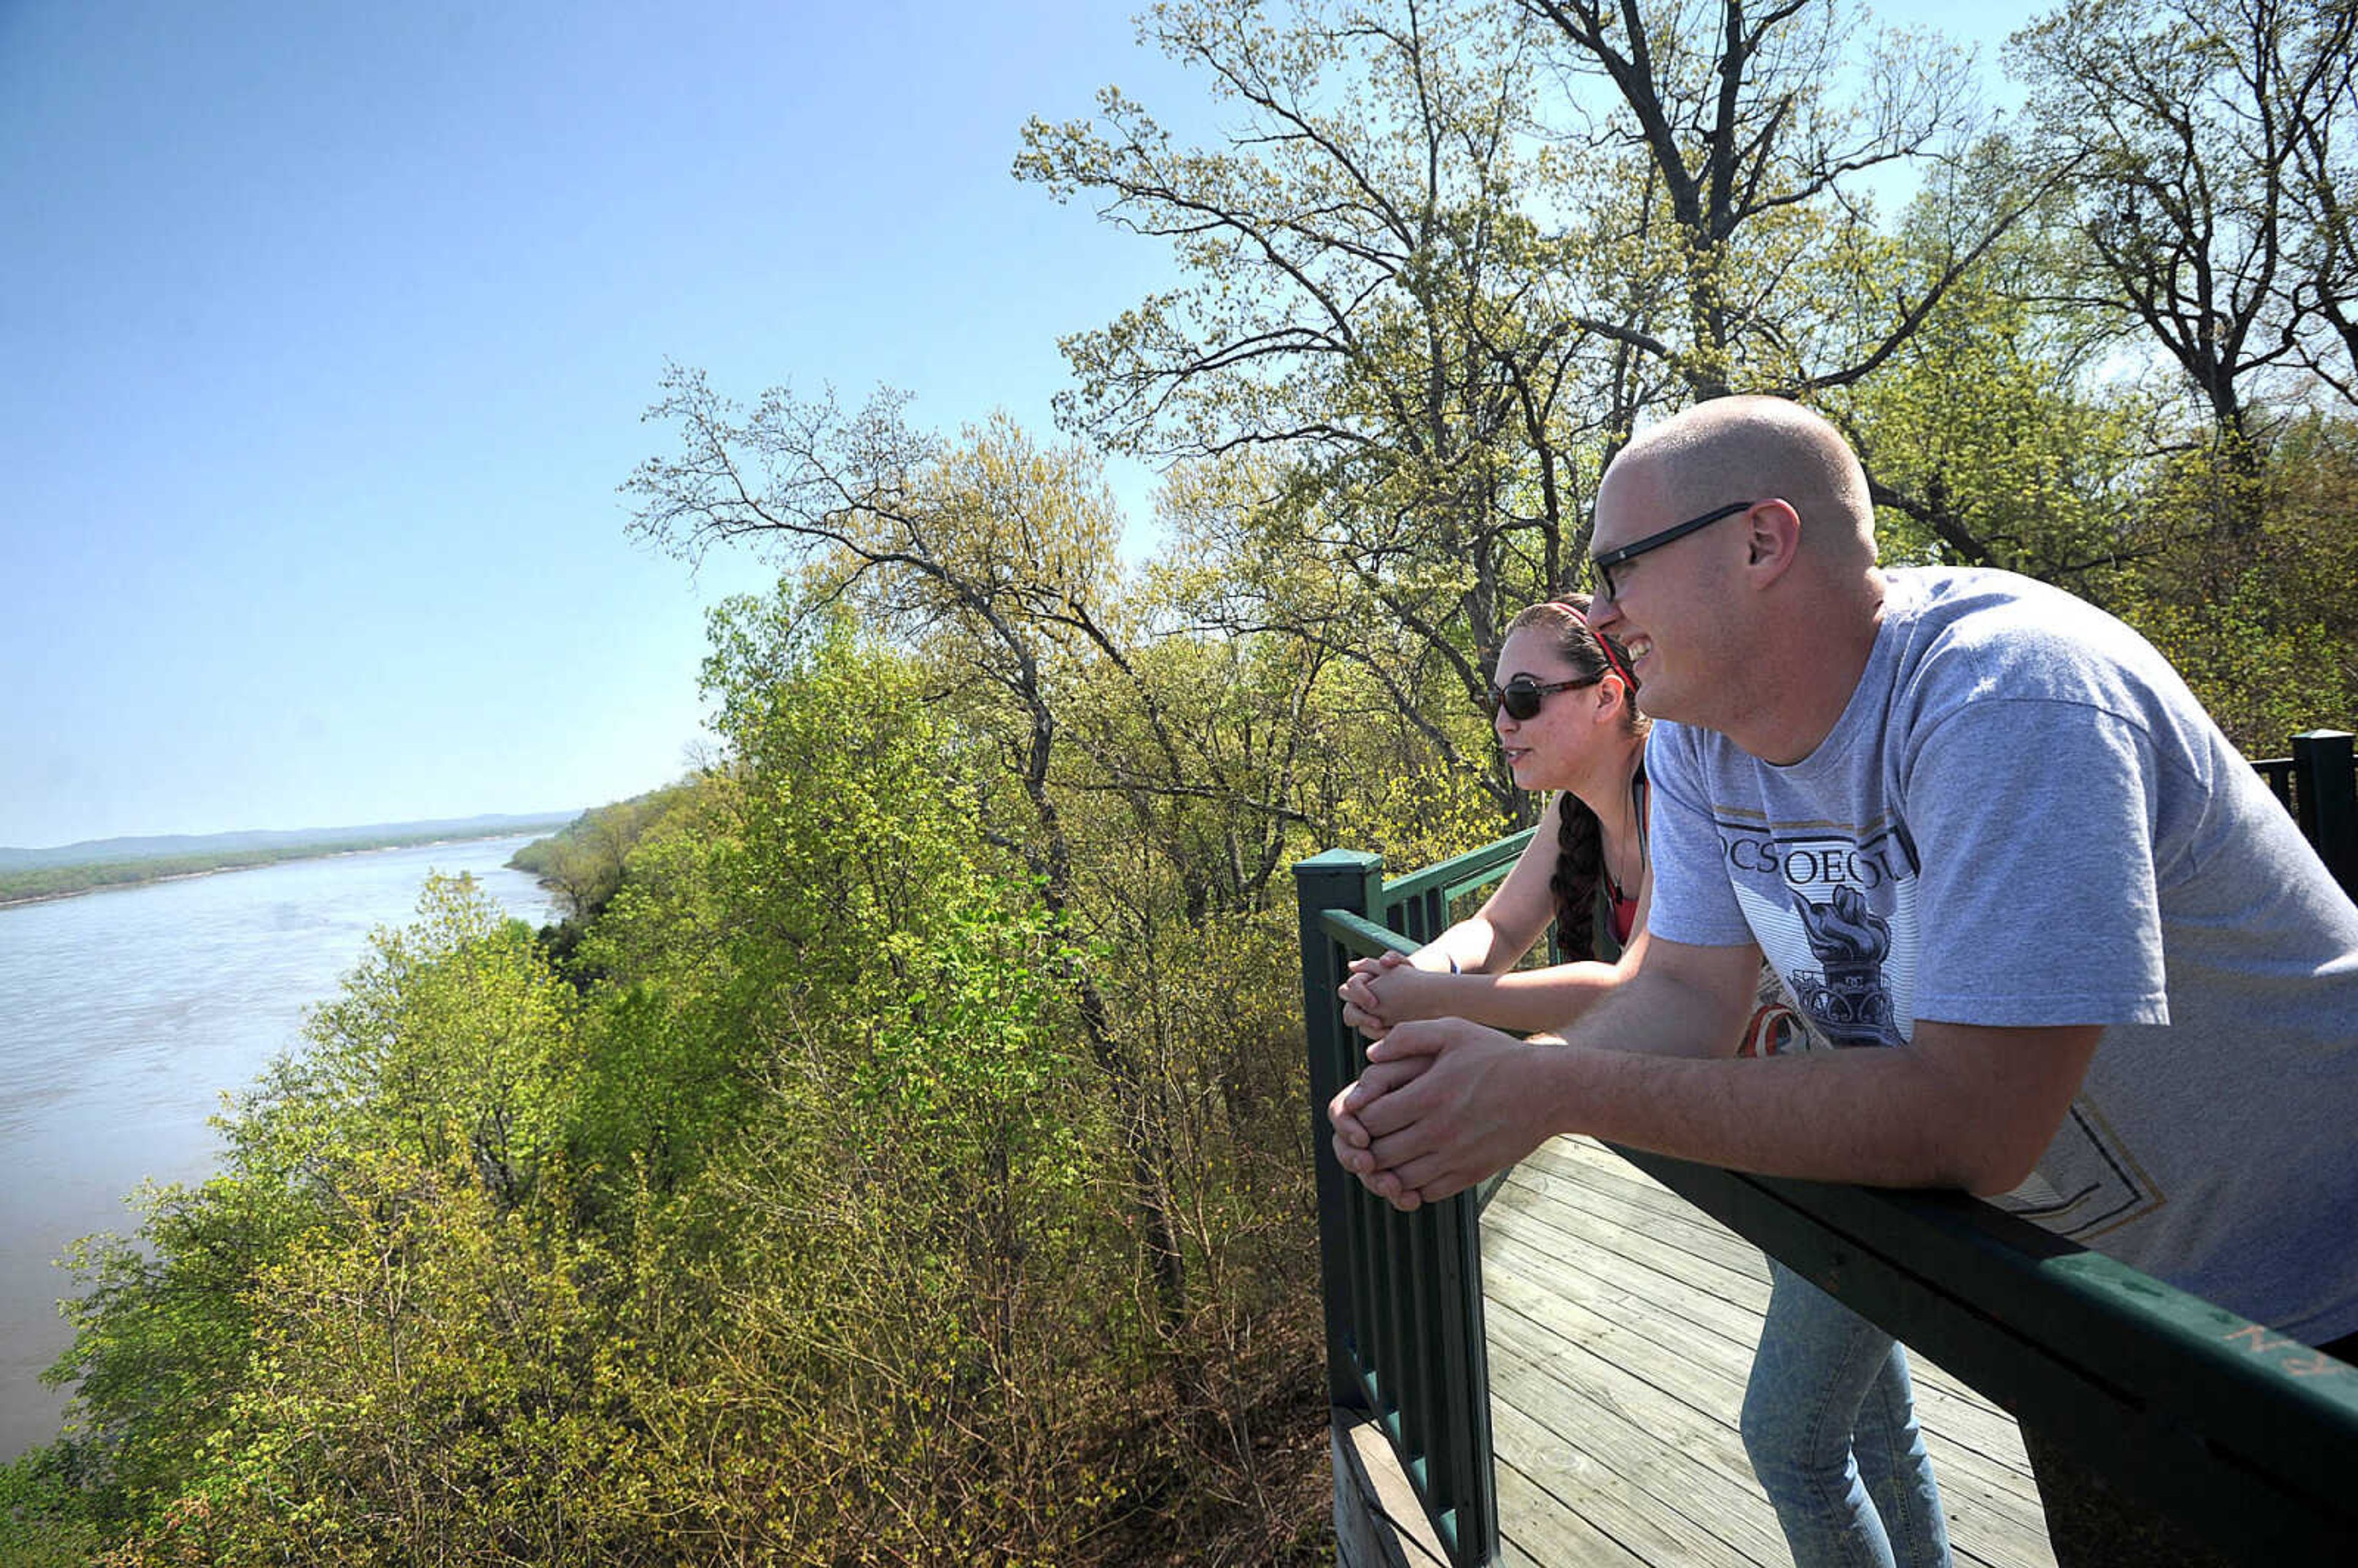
[0,834,561,1461]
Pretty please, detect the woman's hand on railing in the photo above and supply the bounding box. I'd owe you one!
[1339,950,1450,1041]
[1338,952,1404,1039]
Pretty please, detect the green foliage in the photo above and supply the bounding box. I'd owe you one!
[2113,415,2358,748]
[286,874,582,1206]
[42,875,590,1553]
[1829,161,2159,591]
[178,1153,641,1563]
[621,891,1123,1561]
[44,1173,300,1517]
[1331,746,1511,871]
[511,783,707,979]
[0,1445,104,1566]
[511,783,702,916]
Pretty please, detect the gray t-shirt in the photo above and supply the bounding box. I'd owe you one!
[1646,566,2358,1343]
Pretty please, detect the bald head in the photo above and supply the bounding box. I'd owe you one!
[1609,397,1877,573]
[1587,396,1887,761]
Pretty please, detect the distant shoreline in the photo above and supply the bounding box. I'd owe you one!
[0,826,568,910]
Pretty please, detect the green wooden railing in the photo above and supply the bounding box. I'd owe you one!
[1296,729,2357,1567]
[2255,729,2358,897]
[1298,837,1528,1567]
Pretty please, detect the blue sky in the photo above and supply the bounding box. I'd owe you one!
[1,0,2042,848]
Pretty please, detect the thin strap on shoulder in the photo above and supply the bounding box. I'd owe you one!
[1632,748,1650,863]
[1604,751,1650,908]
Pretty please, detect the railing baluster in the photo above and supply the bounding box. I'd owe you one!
[1404,1207,1435,1469]
[1345,1143,1377,1386]
[1380,1201,1404,1430]
[1295,850,1385,1412]
[2292,729,2355,897]
[1439,1175,1494,1552]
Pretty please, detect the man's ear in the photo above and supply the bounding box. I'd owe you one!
[1744,499,1803,583]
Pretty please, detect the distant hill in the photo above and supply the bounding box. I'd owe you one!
[0,813,582,873]
[0,813,590,906]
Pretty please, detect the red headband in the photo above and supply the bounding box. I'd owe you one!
[1570,604,1638,694]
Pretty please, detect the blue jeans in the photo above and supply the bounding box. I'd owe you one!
[1740,1260,1952,1568]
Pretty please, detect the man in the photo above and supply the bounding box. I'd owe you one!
[1329,396,2358,1563]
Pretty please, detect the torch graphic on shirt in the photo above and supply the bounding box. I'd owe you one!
[1787,884,1904,1047]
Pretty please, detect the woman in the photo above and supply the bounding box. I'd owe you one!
[1339,594,1951,1568]
[1339,595,1650,1038]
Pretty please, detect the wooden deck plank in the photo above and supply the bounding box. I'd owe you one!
[1486,1136,2057,1568]
[1497,1204,2034,1482]
[1493,1395,1768,1568]
[1519,1141,2045,1488]
[1485,1197,1772,1357]
[1487,1228,2050,1547]
[1484,1233,1755,1437]
[1515,1143,1780,1289]
[1488,1307,1791,1568]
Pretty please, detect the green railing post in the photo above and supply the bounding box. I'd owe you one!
[1296,847,1385,1413]
[2292,729,2356,898]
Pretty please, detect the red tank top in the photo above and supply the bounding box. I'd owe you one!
[1609,888,1638,945]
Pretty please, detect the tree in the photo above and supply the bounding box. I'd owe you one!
[1019,0,1621,488]
[189,1154,636,1564]
[2012,0,2358,476]
[291,875,580,1209]
[42,876,589,1547]
[2115,409,2358,747]
[1517,0,2029,397]
[628,385,1224,1341]
[511,785,701,933]
[1021,0,1648,825]
[1823,146,2160,589]
[2280,0,2358,401]
[627,388,1361,1543]
[1020,0,2042,823]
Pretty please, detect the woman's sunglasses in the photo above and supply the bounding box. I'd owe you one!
[1482,673,1600,721]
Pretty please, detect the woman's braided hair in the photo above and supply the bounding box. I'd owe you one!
[1501,594,1647,961]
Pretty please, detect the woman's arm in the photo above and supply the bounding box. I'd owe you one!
[1341,794,1651,1038]
[1345,951,1634,1036]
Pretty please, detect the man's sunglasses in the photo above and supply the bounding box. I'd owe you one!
[1482,673,1600,722]
[1590,499,1757,600]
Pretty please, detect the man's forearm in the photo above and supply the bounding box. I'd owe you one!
[1533,1042,1993,1189]
[1350,1006,2100,1206]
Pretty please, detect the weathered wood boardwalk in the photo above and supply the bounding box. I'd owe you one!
[1486,1136,2058,1568]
